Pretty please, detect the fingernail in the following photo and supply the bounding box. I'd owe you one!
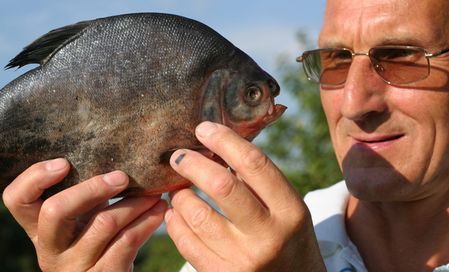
[164,209,173,223]
[175,153,186,165]
[196,121,218,138]
[103,171,128,186]
[45,158,68,171]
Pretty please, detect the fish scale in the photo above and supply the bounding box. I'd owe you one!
[0,13,286,197]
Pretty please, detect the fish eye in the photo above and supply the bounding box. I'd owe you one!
[244,86,263,106]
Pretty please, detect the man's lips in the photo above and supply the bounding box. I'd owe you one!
[350,134,405,151]
[353,134,404,144]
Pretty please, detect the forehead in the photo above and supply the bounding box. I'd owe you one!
[319,0,449,49]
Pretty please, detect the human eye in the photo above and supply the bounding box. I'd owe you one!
[327,49,351,61]
[372,47,420,61]
[319,49,351,67]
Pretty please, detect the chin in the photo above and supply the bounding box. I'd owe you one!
[343,167,414,202]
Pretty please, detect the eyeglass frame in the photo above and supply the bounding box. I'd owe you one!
[296,45,449,86]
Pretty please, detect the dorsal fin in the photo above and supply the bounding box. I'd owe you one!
[5,20,91,69]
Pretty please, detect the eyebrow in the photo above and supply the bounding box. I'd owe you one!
[377,36,427,47]
[318,36,428,50]
[318,37,346,49]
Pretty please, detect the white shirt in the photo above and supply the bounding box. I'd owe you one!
[304,181,449,272]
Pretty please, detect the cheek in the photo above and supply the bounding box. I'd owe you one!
[416,94,449,182]
[320,90,345,160]
[320,90,341,129]
[386,90,449,184]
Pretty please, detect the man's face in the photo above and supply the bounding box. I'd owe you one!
[319,0,449,201]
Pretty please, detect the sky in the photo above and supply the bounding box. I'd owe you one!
[0,0,326,107]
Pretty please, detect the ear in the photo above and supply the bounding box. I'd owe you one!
[199,69,231,123]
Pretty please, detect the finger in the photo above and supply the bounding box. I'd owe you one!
[38,170,129,254]
[194,121,300,211]
[165,207,223,271]
[2,158,70,240]
[169,188,239,251]
[72,196,162,265]
[96,200,167,271]
[170,150,269,233]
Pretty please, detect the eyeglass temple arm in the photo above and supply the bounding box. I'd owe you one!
[426,47,449,58]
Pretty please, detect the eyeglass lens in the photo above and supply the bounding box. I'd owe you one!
[303,47,430,85]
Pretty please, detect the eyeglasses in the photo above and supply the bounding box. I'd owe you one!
[296,45,449,86]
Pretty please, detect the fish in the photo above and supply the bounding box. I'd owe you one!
[0,13,286,197]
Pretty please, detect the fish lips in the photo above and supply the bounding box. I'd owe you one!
[264,103,287,125]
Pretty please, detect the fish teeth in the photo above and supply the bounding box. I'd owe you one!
[268,103,274,115]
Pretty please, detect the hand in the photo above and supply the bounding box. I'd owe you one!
[2,159,167,272]
[165,122,325,272]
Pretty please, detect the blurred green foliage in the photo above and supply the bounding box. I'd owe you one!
[134,233,185,272]
[258,31,343,196]
[0,30,341,271]
[0,203,40,271]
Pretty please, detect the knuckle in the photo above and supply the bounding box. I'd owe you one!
[119,230,142,248]
[83,176,107,200]
[26,161,51,179]
[247,239,283,268]
[40,198,64,223]
[291,208,309,228]
[284,200,310,230]
[211,172,236,199]
[2,162,47,209]
[28,161,47,172]
[176,234,195,256]
[92,212,119,235]
[170,189,191,208]
[2,187,15,211]
[241,148,269,174]
[189,205,212,229]
[188,205,225,239]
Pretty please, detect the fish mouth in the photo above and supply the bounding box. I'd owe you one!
[263,102,287,125]
[242,102,286,141]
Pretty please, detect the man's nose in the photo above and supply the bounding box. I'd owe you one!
[341,56,388,121]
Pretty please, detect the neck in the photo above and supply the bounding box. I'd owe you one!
[346,188,449,271]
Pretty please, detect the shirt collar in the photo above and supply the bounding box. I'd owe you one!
[304,181,351,247]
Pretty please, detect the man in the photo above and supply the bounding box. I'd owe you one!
[2,0,449,271]
[303,0,449,270]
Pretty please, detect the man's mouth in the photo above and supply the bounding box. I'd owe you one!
[355,134,404,143]
[352,134,405,150]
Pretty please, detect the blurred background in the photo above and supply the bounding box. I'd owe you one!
[0,1,343,271]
